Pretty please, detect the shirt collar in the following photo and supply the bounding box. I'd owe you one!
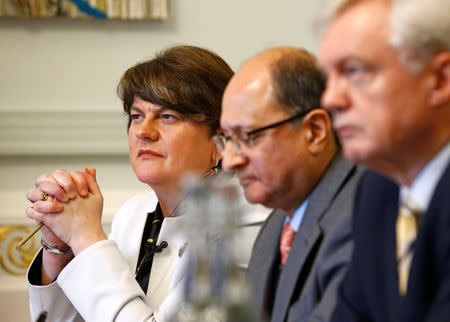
[284,199,309,232]
[400,142,450,211]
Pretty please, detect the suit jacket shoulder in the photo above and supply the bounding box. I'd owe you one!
[281,154,362,322]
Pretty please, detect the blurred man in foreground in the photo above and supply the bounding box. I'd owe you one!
[319,0,450,321]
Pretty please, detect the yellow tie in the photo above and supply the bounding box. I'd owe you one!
[396,196,422,296]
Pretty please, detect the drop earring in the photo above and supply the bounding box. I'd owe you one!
[204,152,220,177]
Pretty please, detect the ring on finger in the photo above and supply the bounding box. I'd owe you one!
[40,192,49,201]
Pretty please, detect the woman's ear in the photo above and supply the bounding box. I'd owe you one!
[302,109,333,155]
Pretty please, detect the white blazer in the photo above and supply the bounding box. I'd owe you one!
[28,191,191,322]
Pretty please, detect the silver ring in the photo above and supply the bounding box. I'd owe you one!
[40,192,49,201]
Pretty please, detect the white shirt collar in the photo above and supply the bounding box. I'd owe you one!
[400,142,450,211]
[284,199,309,232]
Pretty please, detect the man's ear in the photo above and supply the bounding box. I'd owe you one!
[428,52,450,108]
[302,109,333,155]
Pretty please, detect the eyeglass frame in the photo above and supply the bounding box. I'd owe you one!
[214,109,310,155]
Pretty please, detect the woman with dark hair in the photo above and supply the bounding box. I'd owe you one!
[25,45,234,321]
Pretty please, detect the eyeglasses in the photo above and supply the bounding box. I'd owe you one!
[214,111,308,156]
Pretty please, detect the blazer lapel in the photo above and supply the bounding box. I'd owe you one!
[271,220,322,322]
[114,204,154,272]
[382,183,402,321]
[247,211,285,317]
[271,154,356,322]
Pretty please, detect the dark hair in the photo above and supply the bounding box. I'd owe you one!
[117,45,234,135]
[271,48,326,115]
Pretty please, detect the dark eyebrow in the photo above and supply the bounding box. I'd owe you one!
[130,106,142,113]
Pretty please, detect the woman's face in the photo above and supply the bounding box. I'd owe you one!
[128,96,217,190]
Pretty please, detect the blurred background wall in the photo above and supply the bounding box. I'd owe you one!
[0,1,321,320]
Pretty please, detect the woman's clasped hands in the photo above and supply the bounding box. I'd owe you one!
[26,168,106,256]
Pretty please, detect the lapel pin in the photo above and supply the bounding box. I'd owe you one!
[178,242,188,258]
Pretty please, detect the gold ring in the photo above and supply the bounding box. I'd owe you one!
[40,192,49,201]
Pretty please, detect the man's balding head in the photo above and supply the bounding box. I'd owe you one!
[219,47,336,214]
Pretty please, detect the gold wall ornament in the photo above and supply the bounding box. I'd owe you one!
[0,225,40,276]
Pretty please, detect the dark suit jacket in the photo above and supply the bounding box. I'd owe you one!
[332,161,450,322]
[247,153,362,322]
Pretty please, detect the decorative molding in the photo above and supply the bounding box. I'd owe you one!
[0,110,129,156]
[0,225,40,275]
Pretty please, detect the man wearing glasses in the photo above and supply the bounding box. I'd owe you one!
[215,46,363,322]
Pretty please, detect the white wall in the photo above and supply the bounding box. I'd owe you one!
[0,1,321,320]
[1,0,321,114]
